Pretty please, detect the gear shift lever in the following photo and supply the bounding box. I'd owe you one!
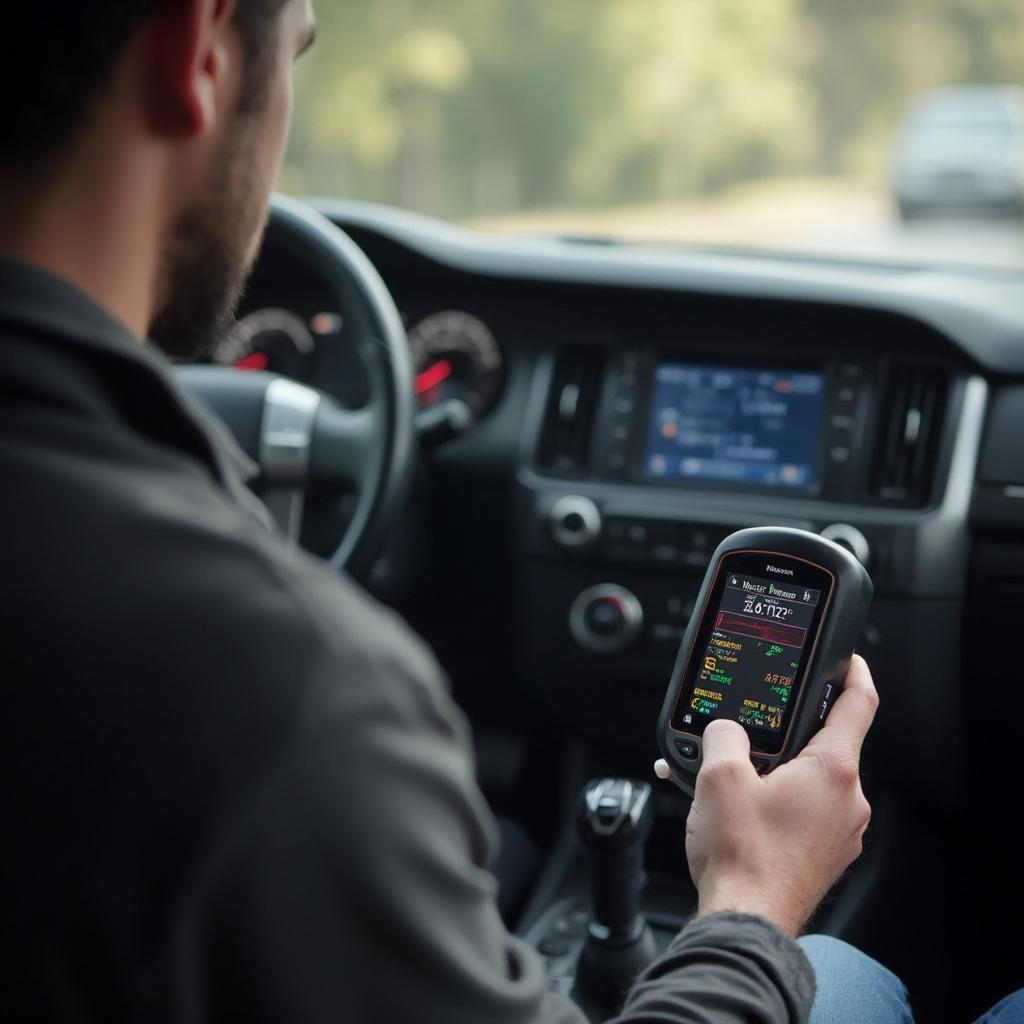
[575,778,658,1010]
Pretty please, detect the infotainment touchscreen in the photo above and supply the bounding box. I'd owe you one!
[642,363,825,488]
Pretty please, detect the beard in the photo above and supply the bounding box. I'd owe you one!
[148,119,269,362]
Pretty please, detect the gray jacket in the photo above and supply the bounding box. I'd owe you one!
[0,256,814,1022]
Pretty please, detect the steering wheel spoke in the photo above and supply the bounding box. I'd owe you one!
[310,402,377,488]
[175,194,416,578]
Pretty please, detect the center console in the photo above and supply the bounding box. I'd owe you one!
[514,339,981,796]
[591,351,870,498]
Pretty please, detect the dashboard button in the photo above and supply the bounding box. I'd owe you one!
[584,599,625,637]
[549,495,602,549]
[603,545,642,562]
[569,585,644,653]
[605,518,626,541]
[652,623,685,642]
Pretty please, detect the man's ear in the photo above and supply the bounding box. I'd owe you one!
[145,0,239,140]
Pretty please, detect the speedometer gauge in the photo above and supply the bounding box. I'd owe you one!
[215,308,317,381]
[407,311,503,416]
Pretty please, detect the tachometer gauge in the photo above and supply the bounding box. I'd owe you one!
[407,311,503,415]
[215,308,316,381]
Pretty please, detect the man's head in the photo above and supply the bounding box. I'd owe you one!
[1,0,316,358]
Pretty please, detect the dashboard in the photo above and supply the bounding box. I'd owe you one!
[225,197,1024,792]
[233,197,1024,1021]
[221,271,505,418]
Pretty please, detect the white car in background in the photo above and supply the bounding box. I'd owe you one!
[890,84,1024,221]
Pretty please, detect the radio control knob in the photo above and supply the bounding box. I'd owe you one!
[821,523,870,568]
[570,584,644,653]
[549,495,602,549]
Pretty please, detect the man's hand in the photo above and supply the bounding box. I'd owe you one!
[683,655,878,937]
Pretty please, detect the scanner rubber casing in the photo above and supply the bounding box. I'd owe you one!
[656,527,873,797]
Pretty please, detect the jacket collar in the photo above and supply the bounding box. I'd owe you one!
[0,254,262,497]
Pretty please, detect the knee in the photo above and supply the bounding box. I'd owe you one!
[798,935,912,1024]
[978,988,1024,1023]
[799,934,900,983]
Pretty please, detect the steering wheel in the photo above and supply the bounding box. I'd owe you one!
[176,193,416,580]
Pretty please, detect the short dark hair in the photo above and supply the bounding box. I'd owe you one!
[2,0,289,172]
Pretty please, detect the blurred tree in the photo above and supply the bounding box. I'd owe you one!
[567,0,815,204]
[281,0,1024,221]
[804,0,1024,176]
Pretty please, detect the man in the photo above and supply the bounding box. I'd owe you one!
[0,1,923,1021]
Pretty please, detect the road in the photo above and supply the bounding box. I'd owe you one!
[470,180,1024,272]
[792,216,1024,271]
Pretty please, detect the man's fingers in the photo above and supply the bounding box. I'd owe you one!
[812,654,879,758]
[699,718,754,784]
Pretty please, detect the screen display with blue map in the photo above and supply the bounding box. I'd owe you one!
[643,363,825,488]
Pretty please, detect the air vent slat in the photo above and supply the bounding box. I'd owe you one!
[867,362,948,506]
[536,347,605,476]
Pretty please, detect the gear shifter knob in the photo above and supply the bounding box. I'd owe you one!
[575,779,658,1014]
[578,778,653,845]
[577,778,654,943]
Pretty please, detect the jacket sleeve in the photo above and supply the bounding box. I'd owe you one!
[610,913,816,1024]
[181,636,812,1024]
[180,644,588,1024]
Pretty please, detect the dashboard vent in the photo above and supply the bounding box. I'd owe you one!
[867,362,948,506]
[537,346,606,476]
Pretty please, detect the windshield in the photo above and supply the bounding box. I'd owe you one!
[283,1,1024,273]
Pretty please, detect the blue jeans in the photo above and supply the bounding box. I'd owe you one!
[799,935,914,1024]
[973,992,1024,1024]
[800,935,1024,1024]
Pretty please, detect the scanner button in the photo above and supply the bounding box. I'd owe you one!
[819,683,835,721]
[674,739,698,760]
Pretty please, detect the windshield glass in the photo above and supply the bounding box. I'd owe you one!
[283,1,1024,272]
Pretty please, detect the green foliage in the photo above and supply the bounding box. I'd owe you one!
[282,0,1024,220]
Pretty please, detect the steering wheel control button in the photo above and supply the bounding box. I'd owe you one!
[549,495,602,549]
[570,584,643,653]
[821,523,871,568]
[674,739,698,760]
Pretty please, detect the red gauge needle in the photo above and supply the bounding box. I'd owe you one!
[415,359,453,395]
[234,353,269,371]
